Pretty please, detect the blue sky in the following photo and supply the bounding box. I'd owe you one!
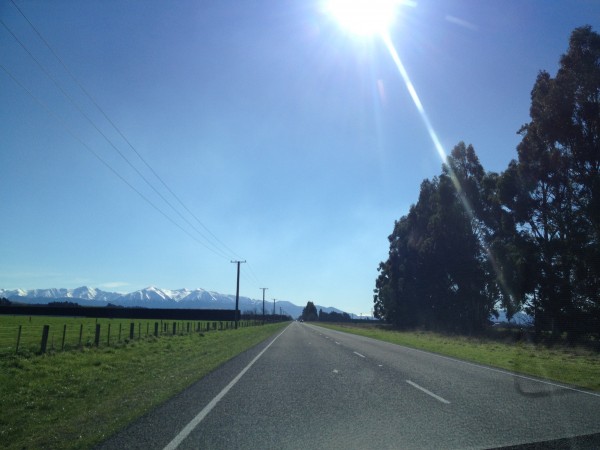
[1,1,598,314]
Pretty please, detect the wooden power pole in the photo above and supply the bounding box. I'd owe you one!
[231,260,246,329]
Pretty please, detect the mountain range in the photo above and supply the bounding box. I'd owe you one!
[0,286,347,319]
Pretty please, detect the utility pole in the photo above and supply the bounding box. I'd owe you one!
[273,298,276,315]
[231,260,246,329]
[259,288,268,321]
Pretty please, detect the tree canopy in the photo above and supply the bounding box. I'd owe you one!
[301,301,319,321]
[374,26,600,339]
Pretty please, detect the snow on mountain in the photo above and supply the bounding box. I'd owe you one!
[0,285,348,318]
[179,289,221,304]
[114,286,175,305]
[71,286,99,300]
[0,286,120,302]
[0,289,26,298]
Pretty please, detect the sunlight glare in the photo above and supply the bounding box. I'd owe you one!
[328,0,400,36]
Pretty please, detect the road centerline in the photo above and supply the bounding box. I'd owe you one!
[353,351,366,358]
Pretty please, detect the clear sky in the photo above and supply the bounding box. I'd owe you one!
[1,1,598,314]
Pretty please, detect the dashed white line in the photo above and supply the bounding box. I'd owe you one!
[335,341,340,345]
[353,351,366,358]
[406,380,450,404]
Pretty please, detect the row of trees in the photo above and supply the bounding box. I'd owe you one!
[374,26,600,339]
[300,301,352,322]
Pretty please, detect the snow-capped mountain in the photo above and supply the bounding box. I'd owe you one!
[0,287,121,303]
[114,286,175,305]
[0,286,347,319]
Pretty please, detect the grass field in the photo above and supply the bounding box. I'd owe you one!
[315,323,600,392]
[0,318,288,449]
[0,315,251,356]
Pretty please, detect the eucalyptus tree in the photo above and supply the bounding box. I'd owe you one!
[504,26,600,337]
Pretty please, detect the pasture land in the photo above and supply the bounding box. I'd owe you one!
[0,318,288,449]
[0,315,255,355]
[315,323,600,392]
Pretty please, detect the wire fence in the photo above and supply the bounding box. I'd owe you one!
[0,318,261,356]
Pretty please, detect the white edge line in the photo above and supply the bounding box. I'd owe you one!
[163,324,291,450]
[406,380,450,404]
[353,351,365,358]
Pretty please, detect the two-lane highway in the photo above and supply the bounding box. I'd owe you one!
[98,322,600,449]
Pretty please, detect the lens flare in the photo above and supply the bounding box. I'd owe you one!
[381,32,516,310]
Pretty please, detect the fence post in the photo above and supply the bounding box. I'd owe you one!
[172,322,176,335]
[119,323,122,342]
[94,324,101,346]
[16,325,22,353]
[40,325,49,354]
[154,322,159,337]
[61,324,67,350]
[78,324,83,347]
[146,323,149,336]
[138,323,141,339]
[107,323,111,346]
[187,322,190,333]
[129,323,134,340]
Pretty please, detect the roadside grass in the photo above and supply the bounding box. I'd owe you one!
[0,321,288,450]
[0,316,243,355]
[314,323,600,392]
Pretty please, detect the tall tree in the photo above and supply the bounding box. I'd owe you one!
[301,301,319,321]
[505,26,600,337]
[374,143,497,333]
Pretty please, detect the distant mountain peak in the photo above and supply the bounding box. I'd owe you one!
[0,286,349,319]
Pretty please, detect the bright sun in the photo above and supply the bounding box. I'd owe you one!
[327,0,399,36]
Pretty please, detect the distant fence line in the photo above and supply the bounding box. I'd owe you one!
[1,319,263,355]
[0,306,290,355]
[0,305,239,321]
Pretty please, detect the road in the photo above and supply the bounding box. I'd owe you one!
[98,322,600,449]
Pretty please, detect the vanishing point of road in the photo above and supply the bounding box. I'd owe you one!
[98,321,600,449]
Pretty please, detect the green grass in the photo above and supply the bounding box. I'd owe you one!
[0,320,288,449]
[314,323,600,392]
[0,316,246,355]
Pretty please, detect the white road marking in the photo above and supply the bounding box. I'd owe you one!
[333,369,339,373]
[335,341,340,345]
[306,322,600,399]
[162,325,290,450]
[406,380,450,404]
[353,351,366,358]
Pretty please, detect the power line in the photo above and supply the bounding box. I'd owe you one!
[0,8,244,259]
[0,61,230,260]
[8,0,242,261]
[4,3,274,294]
[1,17,232,260]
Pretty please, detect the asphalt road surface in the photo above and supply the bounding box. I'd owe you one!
[98,322,600,449]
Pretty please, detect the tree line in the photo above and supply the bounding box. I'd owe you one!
[373,26,600,340]
[300,301,352,322]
